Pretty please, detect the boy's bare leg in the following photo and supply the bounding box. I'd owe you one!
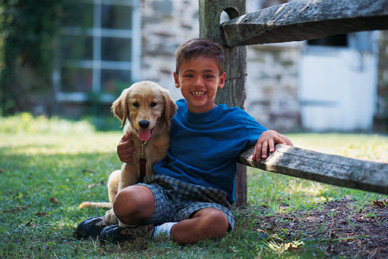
[170,208,229,244]
[113,186,229,244]
[113,185,155,226]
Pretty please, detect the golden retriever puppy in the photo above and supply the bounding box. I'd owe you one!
[79,81,177,225]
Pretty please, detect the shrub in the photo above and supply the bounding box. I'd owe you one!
[0,113,95,134]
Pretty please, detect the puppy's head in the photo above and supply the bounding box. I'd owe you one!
[112,81,176,141]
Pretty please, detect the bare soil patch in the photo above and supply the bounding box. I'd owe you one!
[255,198,388,258]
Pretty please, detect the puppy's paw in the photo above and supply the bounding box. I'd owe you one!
[104,208,118,225]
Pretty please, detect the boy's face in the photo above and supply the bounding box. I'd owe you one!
[174,56,226,113]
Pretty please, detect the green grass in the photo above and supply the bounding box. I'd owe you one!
[0,114,387,258]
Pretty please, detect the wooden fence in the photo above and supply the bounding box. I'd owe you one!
[199,0,388,206]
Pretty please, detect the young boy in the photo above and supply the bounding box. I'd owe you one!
[76,38,292,244]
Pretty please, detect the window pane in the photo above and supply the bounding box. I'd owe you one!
[101,5,133,29]
[101,69,132,95]
[62,3,93,28]
[308,34,348,47]
[101,37,132,61]
[61,67,93,93]
[61,35,93,60]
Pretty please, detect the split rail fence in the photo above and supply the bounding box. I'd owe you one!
[199,0,388,206]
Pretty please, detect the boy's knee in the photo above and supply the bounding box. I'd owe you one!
[113,187,135,218]
[197,209,229,237]
[113,186,154,221]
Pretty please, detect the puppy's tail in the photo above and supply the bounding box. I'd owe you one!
[78,201,112,209]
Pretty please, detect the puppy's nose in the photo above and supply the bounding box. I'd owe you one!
[139,120,150,129]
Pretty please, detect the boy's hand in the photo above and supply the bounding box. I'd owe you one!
[117,133,134,163]
[252,130,293,162]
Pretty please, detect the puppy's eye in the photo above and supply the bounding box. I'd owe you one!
[133,102,139,108]
[150,102,157,108]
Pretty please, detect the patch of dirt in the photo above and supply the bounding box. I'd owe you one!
[254,198,388,258]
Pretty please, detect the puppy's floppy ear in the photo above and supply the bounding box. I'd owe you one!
[161,89,177,127]
[111,88,131,127]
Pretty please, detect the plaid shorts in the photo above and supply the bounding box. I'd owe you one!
[137,175,234,229]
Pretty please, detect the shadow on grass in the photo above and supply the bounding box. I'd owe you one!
[1,141,387,258]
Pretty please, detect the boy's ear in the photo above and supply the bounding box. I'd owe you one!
[173,72,180,88]
[218,72,226,89]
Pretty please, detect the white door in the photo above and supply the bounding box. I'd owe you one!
[299,32,378,131]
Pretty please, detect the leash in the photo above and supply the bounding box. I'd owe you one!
[139,141,147,182]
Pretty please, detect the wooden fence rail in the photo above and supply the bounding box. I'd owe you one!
[221,0,388,47]
[239,145,388,195]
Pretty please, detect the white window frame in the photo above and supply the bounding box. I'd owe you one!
[55,0,141,103]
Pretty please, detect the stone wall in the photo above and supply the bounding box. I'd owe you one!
[246,43,301,131]
[140,0,198,100]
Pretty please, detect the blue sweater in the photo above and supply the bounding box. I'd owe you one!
[153,99,267,203]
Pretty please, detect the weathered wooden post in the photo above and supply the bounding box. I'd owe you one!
[199,0,248,206]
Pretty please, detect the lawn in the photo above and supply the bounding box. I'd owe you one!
[1,114,387,258]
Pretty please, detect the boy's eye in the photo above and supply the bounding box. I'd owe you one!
[204,74,214,79]
[184,74,194,78]
[150,102,157,108]
[133,102,139,108]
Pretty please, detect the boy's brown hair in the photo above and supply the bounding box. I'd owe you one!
[175,38,224,75]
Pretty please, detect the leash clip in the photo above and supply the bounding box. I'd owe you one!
[140,141,147,158]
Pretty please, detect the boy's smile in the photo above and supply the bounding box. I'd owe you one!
[174,56,226,113]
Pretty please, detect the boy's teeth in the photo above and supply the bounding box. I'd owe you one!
[192,91,205,96]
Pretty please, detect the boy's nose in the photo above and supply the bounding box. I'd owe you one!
[195,76,204,86]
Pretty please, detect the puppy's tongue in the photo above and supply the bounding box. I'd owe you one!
[139,129,151,142]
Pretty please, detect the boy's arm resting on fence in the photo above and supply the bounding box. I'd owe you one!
[238,144,388,195]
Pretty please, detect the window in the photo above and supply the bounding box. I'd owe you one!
[56,0,140,102]
[308,34,348,47]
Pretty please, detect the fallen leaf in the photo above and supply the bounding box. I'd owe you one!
[256,228,266,233]
[286,241,304,252]
[88,180,106,189]
[372,200,388,207]
[49,197,60,204]
[3,205,29,213]
[25,220,36,227]
[82,169,95,174]
[35,212,48,217]
[88,183,99,189]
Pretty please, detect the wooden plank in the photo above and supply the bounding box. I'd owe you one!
[199,0,248,206]
[221,0,388,47]
[238,144,388,195]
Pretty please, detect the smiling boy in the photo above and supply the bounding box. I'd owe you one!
[76,38,292,244]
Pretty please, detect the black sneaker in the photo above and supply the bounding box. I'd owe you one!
[100,224,154,243]
[75,216,107,239]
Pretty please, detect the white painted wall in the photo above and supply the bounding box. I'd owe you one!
[299,41,378,131]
